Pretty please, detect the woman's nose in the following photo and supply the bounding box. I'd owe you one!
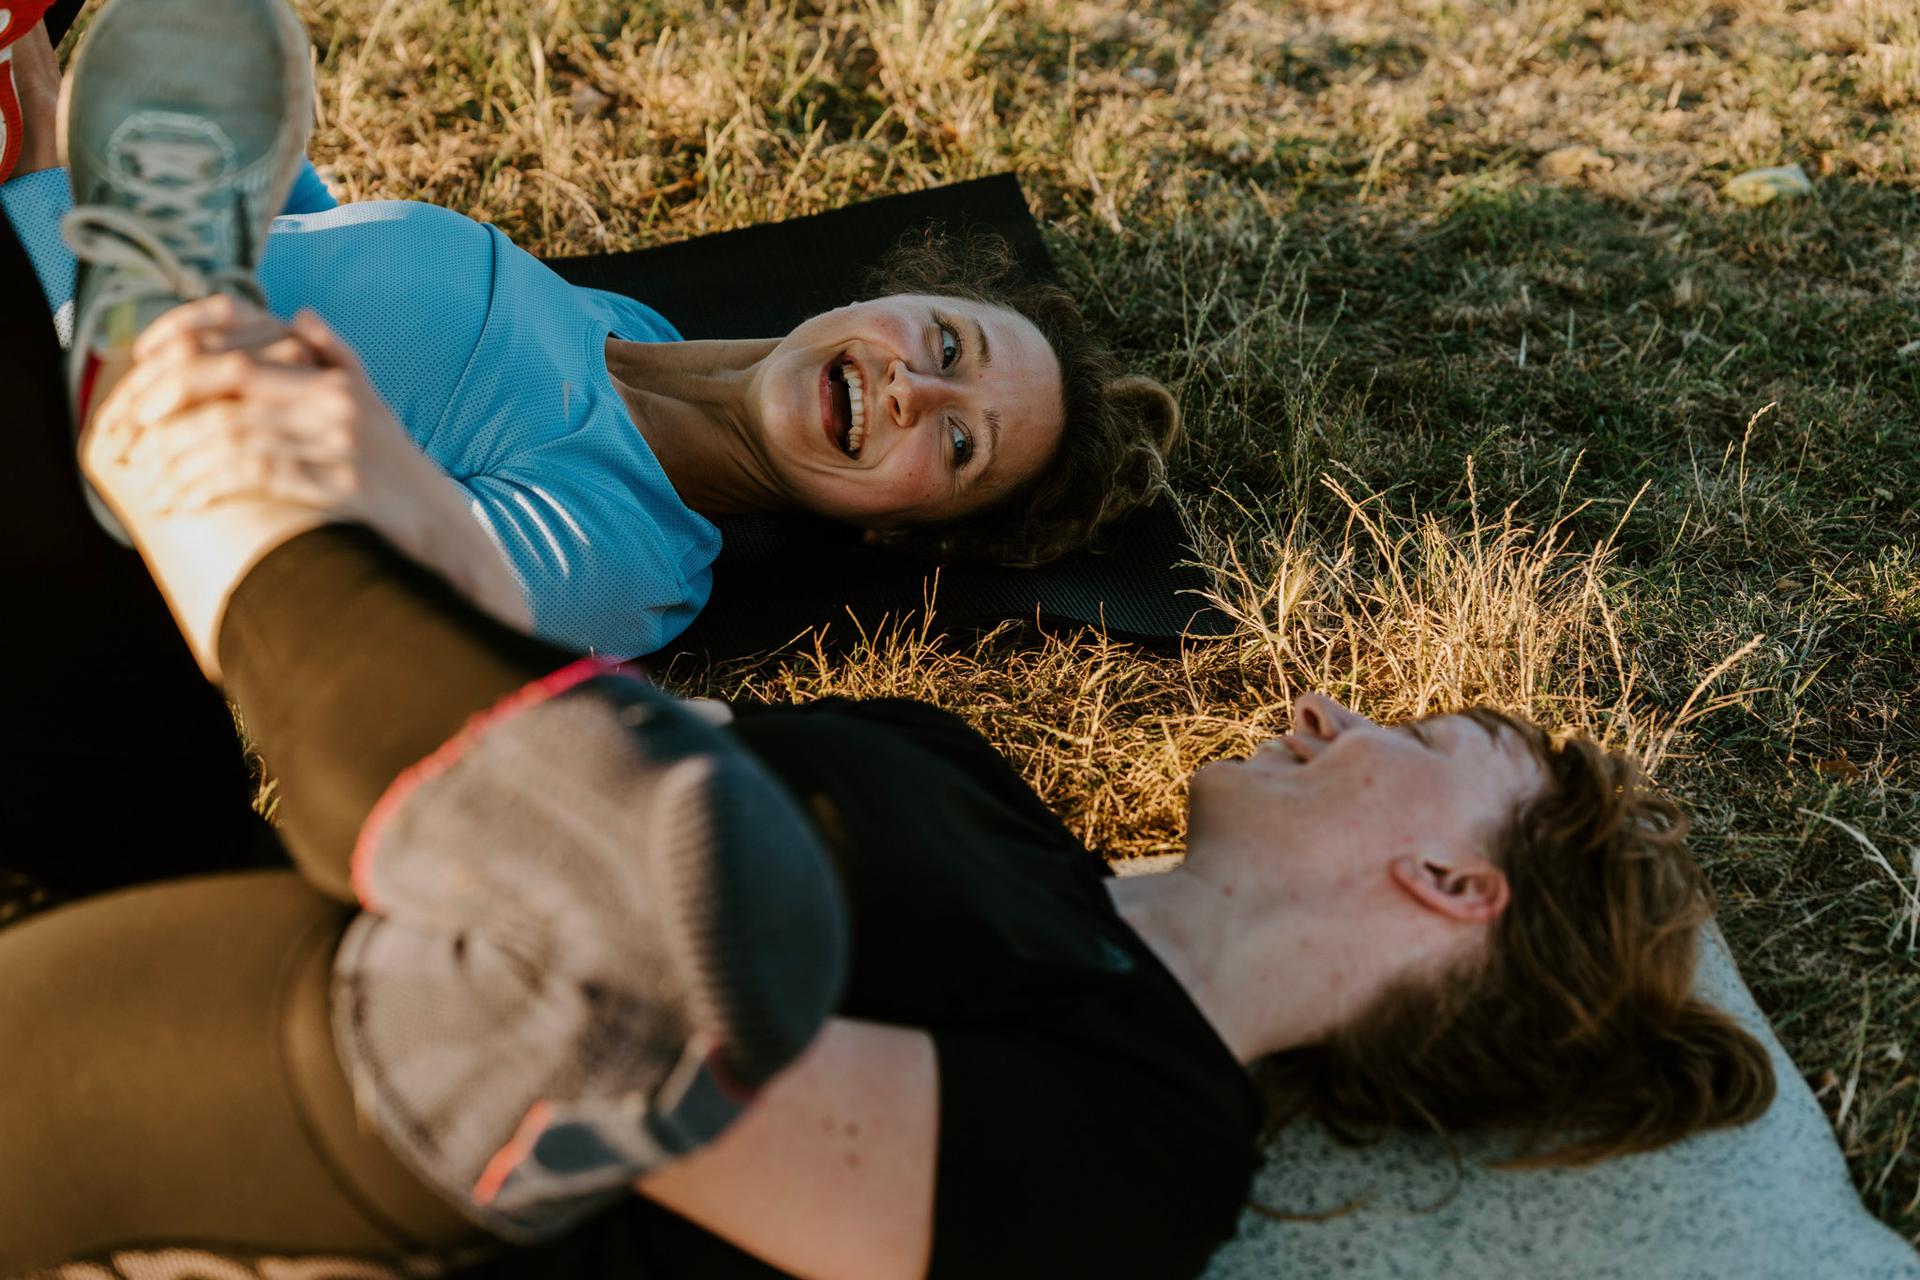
[883,360,955,429]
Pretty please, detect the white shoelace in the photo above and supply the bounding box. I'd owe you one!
[62,134,265,378]
[60,134,271,548]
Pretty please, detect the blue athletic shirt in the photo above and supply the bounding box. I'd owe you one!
[3,163,721,658]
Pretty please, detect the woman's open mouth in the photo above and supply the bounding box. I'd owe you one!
[820,356,868,459]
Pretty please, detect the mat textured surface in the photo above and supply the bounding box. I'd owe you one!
[1201,926,1920,1280]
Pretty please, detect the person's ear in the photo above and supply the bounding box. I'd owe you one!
[1389,855,1510,924]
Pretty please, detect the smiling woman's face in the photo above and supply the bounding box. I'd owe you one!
[749,293,1066,528]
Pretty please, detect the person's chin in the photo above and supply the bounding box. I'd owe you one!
[1186,758,1238,796]
[783,483,860,526]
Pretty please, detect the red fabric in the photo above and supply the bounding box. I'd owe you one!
[0,0,61,44]
[0,59,19,186]
[75,350,101,423]
[0,1,58,183]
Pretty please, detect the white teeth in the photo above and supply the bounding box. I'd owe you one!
[843,363,866,455]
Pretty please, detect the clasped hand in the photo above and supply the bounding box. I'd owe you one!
[86,294,437,538]
[84,295,531,675]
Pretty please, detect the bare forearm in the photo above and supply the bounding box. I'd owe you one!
[3,18,61,179]
[84,300,532,671]
[380,455,532,635]
[638,1018,938,1280]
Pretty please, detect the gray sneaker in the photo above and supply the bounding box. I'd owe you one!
[57,0,312,538]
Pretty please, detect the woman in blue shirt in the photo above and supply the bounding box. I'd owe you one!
[3,21,1177,657]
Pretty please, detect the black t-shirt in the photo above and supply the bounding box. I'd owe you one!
[220,527,1262,1280]
[490,696,1264,1280]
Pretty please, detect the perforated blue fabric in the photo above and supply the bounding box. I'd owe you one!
[3,162,720,658]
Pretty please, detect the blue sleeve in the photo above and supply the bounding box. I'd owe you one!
[458,466,715,659]
[0,167,77,325]
[281,160,338,215]
[0,159,334,327]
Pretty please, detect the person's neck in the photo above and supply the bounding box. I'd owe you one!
[603,336,789,517]
[1105,858,1331,1065]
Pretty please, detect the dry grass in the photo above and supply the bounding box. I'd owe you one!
[295,0,1916,1240]
[53,0,1920,1242]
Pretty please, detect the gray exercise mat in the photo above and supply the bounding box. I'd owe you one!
[1208,927,1920,1279]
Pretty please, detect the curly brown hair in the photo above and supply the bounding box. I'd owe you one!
[1255,710,1775,1172]
[861,229,1181,566]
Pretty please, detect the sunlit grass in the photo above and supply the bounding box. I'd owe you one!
[297,0,1917,1236]
[24,0,1910,1238]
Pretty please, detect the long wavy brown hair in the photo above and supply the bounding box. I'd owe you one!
[862,229,1180,567]
[1256,709,1775,1172]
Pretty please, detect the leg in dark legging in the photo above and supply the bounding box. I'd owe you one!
[216,525,847,1239]
[0,871,484,1275]
[0,183,269,900]
[0,519,846,1269]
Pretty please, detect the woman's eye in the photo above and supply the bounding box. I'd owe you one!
[938,323,961,370]
[948,419,974,467]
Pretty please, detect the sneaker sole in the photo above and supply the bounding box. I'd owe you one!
[335,666,850,1238]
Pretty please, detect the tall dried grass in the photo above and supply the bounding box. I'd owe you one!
[705,464,1764,866]
[31,0,1910,1234]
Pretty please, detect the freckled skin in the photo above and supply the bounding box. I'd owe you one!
[1166,692,1543,1050]
[746,294,1066,528]
[1188,698,1540,883]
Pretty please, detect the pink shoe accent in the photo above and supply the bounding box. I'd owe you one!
[0,1,58,185]
[471,1100,556,1206]
[75,349,102,422]
[0,51,19,185]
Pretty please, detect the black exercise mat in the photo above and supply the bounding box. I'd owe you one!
[0,131,1224,656]
[545,175,1230,661]
[548,174,1055,339]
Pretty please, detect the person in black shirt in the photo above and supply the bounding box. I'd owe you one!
[2,288,1775,1280]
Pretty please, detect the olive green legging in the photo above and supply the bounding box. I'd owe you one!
[0,873,476,1268]
[0,520,596,1273]
[0,526,593,1273]
[1,196,630,1270]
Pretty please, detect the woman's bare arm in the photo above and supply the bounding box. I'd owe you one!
[4,18,61,178]
[638,1018,939,1280]
[85,296,531,678]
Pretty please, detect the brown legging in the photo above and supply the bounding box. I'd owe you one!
[2,195,581,1267]
[0,486,642,1274]
[0,873,480,1269]
[0,524,598,1274]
